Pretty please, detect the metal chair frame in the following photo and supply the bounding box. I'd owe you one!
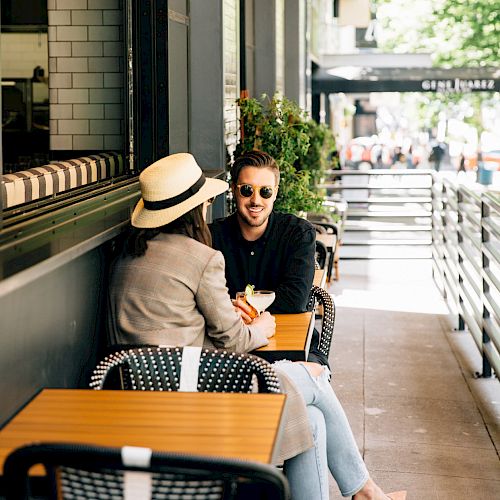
[4,442,290,500]
[90,346,282,394]
[311,221,339,282]
[307,286,336,358]
[315,240,328,270]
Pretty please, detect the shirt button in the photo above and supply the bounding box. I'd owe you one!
[250,251,254,256]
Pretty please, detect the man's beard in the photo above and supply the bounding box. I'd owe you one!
[237,205,270,228]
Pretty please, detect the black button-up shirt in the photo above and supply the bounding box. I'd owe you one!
[209,211,316,314]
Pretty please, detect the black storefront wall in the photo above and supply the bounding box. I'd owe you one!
[0,248,105,427]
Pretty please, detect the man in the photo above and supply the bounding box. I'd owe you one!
[210,150,328,366]
[430,142,444,171]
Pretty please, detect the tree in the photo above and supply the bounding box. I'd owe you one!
[376,0,499,67]
[425,0,499,67]
[375,0,499,147]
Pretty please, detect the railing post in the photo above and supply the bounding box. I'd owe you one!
[431,173,436,280]
[457,188,465,331]
[481,197,492,377]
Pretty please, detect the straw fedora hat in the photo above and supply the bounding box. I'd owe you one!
[131,153,228,228]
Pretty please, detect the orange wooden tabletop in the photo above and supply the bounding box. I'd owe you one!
[256,311,314,361]
[0,389,286,475]
[313,268,327,288]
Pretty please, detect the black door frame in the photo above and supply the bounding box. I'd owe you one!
[130,0,169,172]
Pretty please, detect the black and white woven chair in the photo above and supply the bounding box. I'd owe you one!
[4,442,290,500]
[90,346,281,394]
[311,221,338,282]
[315,240,328,270]
[307,286,336,358]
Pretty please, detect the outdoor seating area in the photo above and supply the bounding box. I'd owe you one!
[0,276,334,498]
[1,252,498,499]
[1,168,498,499]
[0,1,498,499]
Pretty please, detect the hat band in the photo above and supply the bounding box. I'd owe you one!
[143,174,206,210]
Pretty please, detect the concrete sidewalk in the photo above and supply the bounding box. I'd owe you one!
[326,260,500,499]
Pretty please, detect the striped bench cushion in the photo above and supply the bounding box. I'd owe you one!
[1,152,124,209]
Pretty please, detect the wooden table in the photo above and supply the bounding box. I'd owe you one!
[255,311,314,362]
[0,389,287,475]
[313,268,327,288]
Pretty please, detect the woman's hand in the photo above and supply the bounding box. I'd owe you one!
[251,311,276,338]
[232,297,256,324]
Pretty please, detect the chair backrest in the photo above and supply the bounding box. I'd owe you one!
[90,346,281,394]
[307,286,336,357]
[315,240,328,269]
[4,443,290,500]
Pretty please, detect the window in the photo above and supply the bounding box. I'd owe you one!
[1,0,131,216]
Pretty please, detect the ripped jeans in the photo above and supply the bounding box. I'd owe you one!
[275,361,369,499]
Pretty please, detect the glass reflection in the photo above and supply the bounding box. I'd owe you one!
[1,1,49,173]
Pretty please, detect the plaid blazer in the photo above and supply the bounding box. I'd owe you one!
[108,233,269,352]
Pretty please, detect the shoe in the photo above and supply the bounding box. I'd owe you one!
[387,492,407,500]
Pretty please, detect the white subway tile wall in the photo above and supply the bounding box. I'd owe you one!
[58,119,89,135]
[48,1,124,151]
[49,42,72,57]
[49,73,72,88]
[51,104,73,119]
[73,135,104,150]
[73,104,104,119]
[73,73,104,89]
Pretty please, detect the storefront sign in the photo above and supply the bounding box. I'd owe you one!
[421,78,496,92]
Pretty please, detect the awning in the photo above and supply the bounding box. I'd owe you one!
[312,66,500,94]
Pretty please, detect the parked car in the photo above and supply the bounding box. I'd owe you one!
[466,150,500,170]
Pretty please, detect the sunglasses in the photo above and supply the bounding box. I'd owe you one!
[235,184,277,199]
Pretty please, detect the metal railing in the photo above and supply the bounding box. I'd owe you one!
[320,169,433,259]
[432,176,500,377]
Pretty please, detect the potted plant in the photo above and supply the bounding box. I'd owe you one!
[235,94,330,215]
[296,118,338,189]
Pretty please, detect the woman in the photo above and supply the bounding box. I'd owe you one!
[108,153,405,500]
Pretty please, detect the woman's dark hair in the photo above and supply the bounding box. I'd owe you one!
[125,203,212,257]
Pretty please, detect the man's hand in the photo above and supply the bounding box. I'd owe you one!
[232,297,256,324]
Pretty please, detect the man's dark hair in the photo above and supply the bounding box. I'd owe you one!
[231,150,280,185]
[125,204,212,257]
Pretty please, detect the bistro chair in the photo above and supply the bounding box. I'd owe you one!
[315,240,328,270]
[312,201,348,281]
[4,442,290,500]
[311,221,338,282]
[308,286,336,358]
[90,346,282,394]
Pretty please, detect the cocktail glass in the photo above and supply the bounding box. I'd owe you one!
[246,290,276,314]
